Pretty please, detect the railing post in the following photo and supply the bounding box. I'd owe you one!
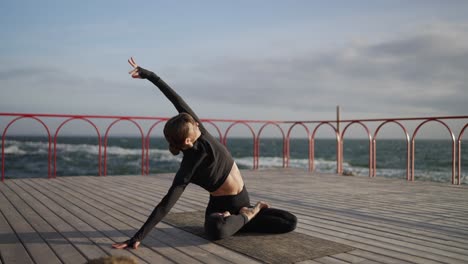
[336,106,341,174]
[458,124,468,185]
[411,137,415,182]
[372,139,376,177]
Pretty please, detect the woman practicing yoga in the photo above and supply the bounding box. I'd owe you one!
[112,57,297,250]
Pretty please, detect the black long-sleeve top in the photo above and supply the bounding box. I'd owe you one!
[130,68,234,243]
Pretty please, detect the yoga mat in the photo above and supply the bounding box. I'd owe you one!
[163,211,354,264]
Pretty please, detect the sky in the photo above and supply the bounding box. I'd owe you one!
[1,0,468,138]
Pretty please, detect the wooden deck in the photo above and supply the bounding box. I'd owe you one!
[1,169,467,264]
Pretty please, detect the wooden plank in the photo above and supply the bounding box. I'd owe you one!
[294,260,323,264]
[9,180,109,262]
[0,185,62,264]
[2,181,87,264]
[25,178,177,264]
[330,252,367,263]
[313,256,350,264]
[347,249,412,264]
[14,179,139,263]
[70,176,205,214]
[0,210,34,264]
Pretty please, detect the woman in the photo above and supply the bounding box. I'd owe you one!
[112,57,297,250]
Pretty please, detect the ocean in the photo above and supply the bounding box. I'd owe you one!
[2,136,467,184]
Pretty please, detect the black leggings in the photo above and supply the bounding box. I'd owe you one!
[204,187,297,240]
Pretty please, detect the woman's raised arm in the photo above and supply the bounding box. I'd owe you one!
[128,57,207,133]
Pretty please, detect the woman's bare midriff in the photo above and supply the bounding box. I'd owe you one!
[210,162,244,196]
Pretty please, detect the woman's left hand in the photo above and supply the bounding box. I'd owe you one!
[128,57,141,79]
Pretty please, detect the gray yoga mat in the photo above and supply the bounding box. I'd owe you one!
[163,211,354,264]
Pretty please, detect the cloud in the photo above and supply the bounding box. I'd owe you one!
[172,23,468,117]
[0,67,57,81]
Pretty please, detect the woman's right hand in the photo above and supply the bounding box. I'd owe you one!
[112,239,141,250]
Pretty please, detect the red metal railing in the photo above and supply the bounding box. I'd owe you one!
[1,112,467,185]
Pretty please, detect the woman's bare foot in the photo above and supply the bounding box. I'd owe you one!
[221,211,231,217]
[240,201,270,221]
[211,211,231,218]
